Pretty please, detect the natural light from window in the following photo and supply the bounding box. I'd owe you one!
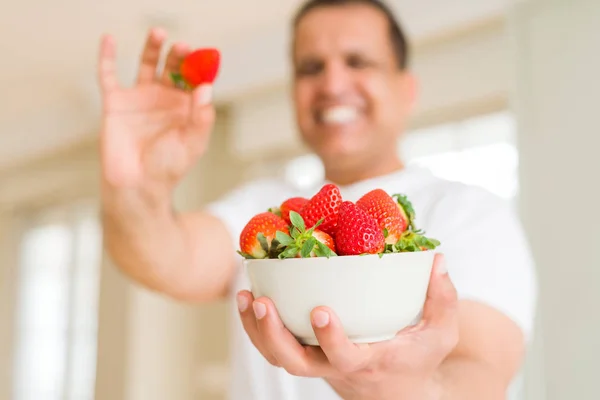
[12,202,102,400]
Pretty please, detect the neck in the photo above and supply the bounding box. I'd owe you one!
[324,154,404,187]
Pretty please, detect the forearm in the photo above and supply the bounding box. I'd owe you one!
[102,187,234,302]
[102,186,189,289]
[432,357,508,400]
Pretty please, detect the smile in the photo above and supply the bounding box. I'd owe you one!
[318,106,359,125]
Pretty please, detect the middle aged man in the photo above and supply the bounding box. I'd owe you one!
[98,0,537,398]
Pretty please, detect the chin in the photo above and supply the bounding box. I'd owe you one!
[302,121,370,155]
[314,143,365,167]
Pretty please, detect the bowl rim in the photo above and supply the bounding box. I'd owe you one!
[242,250,436,266]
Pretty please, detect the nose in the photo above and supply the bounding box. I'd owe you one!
[319,61,351,98]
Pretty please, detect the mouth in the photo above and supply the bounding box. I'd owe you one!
[316,106,360,126]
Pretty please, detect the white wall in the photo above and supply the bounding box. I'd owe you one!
[510,0,600,399]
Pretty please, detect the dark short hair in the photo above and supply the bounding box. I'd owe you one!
[292,0,410,70]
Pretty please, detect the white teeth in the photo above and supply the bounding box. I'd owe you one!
[320,106,358,125]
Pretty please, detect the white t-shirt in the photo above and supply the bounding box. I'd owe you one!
[206,165,538,400]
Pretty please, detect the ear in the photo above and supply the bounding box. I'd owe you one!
[399,71,418,114]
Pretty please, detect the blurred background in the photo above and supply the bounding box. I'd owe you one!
[0,0,598,399]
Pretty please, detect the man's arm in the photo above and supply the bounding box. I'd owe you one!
[433,300,526,399]
[102,189,237,303]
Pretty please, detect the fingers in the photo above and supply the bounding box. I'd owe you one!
[161,42,190,85]
[98,34,119,93]
[310,307,372,373]
[250,296,332,377]
[236,291,280,367]
[421,254,459,349]
[136,28,167,85]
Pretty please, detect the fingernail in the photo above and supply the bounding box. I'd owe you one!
[152,27,167,40]
[253,301,266,320]
[237,294,248,313]
[436,254,448,275]
[195,84,213,105]
[312,310,330,328]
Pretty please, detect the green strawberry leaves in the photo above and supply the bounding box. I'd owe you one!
[290,211,305,232]
[276,211,336,259]
[392,193,417,231]
[170,72,193,91]
[276,231,294,246]
[382,229,441,253]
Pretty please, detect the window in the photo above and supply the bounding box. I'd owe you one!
[12,201,102,400]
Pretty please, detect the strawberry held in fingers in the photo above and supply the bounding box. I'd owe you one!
[171,48,221,90]
[335,201,385,256]
[238,212,289,259]
[300,183,342,237]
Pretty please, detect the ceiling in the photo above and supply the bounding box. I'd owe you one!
[0,0,511,171]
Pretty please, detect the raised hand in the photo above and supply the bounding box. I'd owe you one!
[97,28,215,195]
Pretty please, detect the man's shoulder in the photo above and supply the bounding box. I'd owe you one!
[397,167,510,219]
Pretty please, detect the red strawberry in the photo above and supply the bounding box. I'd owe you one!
[238,212,289,259]
[335,201,385,256]
[313,230,336,253]
[356,189,412,245]
[172,48,220,89]
[300,184,342,237]
[279,197,309,224]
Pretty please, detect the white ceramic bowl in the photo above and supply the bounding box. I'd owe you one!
[244,251,435,346]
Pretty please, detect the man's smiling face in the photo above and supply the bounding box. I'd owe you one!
[292,2,416,171]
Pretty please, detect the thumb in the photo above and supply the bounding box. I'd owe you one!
[189,84,215,130]
[421,253,458,329]
[185,84,216,153]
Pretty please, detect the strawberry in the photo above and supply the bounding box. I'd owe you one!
[393,193,416,231]
[313,230,336,253]
[300,183,342,237]
[238,212,289,259]
[276,212,336,258]
[351,191,440,254]
[356,189,411,245]
[171,48,220,89]
[335,201,385,256]
[270,197,309,224]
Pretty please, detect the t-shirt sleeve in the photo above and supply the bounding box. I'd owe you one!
[424,185,538,341]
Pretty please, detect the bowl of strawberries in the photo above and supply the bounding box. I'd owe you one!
[238,184,440,346]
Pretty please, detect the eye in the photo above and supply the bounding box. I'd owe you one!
[346,54,370,69]
[295,59,324,77]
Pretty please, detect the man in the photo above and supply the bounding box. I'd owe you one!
[97,0,537,398]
